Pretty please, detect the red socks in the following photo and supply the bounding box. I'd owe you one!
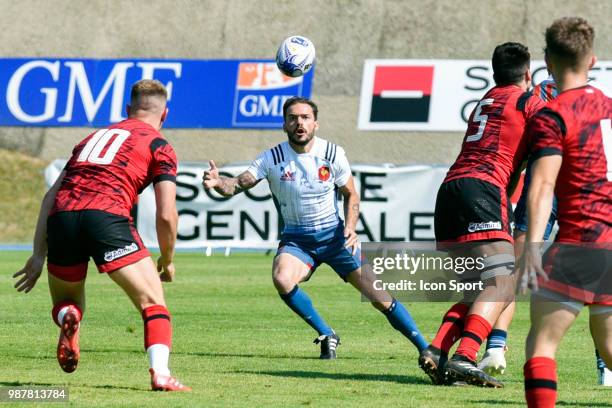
[431,303,470,353]
[142,305,172,350]
[454,313,492,362]
[51,301,82,327]
[524,357,557,408]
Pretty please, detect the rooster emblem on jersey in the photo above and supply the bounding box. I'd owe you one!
[318,166,330,181]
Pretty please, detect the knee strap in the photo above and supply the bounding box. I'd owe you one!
[479,253,515,281]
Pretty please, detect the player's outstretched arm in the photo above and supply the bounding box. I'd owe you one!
[13,171,66,293]
[154,180,178,282]
[202,160,260,196]
[339,175,360,255]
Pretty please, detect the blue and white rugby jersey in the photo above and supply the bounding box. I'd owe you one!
[247,137,352,233]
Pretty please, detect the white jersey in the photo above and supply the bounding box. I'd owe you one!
[247,137,352,233]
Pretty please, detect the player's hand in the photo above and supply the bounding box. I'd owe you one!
[202,160,220,189]
[515,244,547,295]
[344,227,359,256]
[157,256,175,282]
[13,255,45,293]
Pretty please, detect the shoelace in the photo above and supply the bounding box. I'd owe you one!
[313,335,338,350]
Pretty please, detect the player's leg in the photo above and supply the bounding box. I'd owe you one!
[46,212,88,373]
[47,273,86,374]
[445,241,515,387]
[589,306,612,386]
[273,249,335,337]
[273,242,341,359]
[108,257,189,391]
[524,298,580,408]
[422,180,479,383]
[478,301,513,375]
[477,227,526,375]
[345,266,428,352]
[85,210,188,391]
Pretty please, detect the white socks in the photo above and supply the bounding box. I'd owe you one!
[147,344,170,376]
[57,306,70,325]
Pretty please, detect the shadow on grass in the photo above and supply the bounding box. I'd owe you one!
[0,380,144,392]
[235,370,429,385]
[80,348,142,354]
[7,354,55,360]
[471,400,612,407]
[81,349,339,360]
[174,351,354,360]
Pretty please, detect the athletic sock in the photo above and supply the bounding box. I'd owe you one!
[279,286,333,336]
[142,304,172,376]
[431,303,469,354]
[524,357,557,408]
[51,301,82,327]
[486,329,507,350]
[454,313,492,362]
[596,349,606,370]
[382,299,428,352]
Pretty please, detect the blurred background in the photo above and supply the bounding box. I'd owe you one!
[0,0,610,244]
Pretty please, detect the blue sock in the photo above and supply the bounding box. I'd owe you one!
[383,299,428,352]
[486,329,507,350]
[279,286,333,336]
[596,349,606,369]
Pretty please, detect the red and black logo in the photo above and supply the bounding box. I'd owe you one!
[370,66,434,123]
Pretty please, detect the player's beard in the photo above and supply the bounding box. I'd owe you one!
[287,128,314,146]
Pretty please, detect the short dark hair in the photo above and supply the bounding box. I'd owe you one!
[282,96,318,120]
[491,42,531,86]
[545,17,594,67]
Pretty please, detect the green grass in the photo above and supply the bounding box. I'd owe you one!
[1,251,608,407]
[0,149,48,242]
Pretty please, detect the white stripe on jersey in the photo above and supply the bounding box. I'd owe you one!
[247,137,352,233]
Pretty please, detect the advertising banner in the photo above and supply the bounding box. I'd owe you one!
[45,161,449,249]
[358,59,612,131]
[0,58,314,128]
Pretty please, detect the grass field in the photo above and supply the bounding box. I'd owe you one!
[0,149,47,243]
[1,251,609,407]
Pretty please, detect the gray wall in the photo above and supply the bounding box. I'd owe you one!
[1,0,610,165]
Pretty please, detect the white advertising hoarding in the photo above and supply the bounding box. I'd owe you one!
[358,59,612,131]
[45,161,449,249]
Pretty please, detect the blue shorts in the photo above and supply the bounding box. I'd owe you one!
[514,160,558,240]
[277,223,361,281]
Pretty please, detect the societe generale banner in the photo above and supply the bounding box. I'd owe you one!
[45,161,451,249]
[358,59,612,131]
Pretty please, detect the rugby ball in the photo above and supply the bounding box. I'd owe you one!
[275,35,315,77]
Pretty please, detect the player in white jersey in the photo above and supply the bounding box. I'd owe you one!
[202,97,428,359]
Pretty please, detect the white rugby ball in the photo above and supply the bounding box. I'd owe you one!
[275,35,315,77]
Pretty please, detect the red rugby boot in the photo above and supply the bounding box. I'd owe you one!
[57,306,80,373]
[150,369,192,392]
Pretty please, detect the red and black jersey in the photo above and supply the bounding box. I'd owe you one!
[528,84,611,243]
[52,118,177,219]
[445,85,544,189]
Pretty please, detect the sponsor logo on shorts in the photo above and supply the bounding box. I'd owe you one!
[467,221,502,233]
[104,242,138,262]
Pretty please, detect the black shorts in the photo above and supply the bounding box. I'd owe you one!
[434,178,513,244]
[47,210,150,281]
[539,243,612,306]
